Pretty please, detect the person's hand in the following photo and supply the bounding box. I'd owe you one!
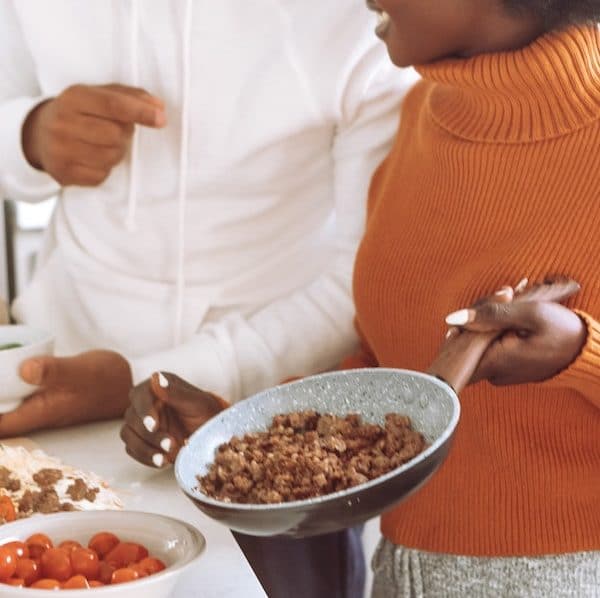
[21,83,166,186]
[445,278,586,385]
[0,350,132,438]
[120,373,228,468]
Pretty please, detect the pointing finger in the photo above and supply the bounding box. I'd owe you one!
[77,86,166,127]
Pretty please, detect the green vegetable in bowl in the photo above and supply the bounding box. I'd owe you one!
[0,343,23,351]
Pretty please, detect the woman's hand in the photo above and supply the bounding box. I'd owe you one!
[120,373,227,468]
[0,350,132,437]
[445,278,586,385]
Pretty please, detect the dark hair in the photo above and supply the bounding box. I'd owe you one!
[504,0,600,26]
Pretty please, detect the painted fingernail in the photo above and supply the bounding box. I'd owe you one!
[160,437,172,453]
[445,309,475,326]
[515,278,529,293]
[445,327,458,339]
[494,286,512,297]
[143,416,157,433]
[152,453,165,468]
[157,372,169,388]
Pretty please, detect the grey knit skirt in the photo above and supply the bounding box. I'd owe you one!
[371,538,600,598]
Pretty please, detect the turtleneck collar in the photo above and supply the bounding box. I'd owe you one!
[417,24,600,143]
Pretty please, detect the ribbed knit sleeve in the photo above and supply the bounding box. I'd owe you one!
[543,310,600,409]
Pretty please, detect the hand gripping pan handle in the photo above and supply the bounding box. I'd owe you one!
[426,277,581,394]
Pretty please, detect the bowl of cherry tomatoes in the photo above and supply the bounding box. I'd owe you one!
[0,510,205,596]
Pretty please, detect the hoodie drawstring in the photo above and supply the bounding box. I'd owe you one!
[128,0,191,345]
[174,0,193,345]
[126,0,140,231]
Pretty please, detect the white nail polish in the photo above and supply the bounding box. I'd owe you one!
[495,287,511,297]
[445,309,471,326]
[160,437,172,453]
[143,415,157,433]
[152,453,165,468]
[515,278,529,293]
[158,372,169,388]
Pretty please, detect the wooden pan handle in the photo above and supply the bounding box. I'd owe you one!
[427,330,496,394]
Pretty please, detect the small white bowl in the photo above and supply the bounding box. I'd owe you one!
[0,510,206,597]
[0,325,53,412]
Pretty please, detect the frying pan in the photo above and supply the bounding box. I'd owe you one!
[175,280,577,538]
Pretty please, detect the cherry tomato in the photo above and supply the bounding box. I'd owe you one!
[2,541,29,560]
[0,547,16,581]
[105,542,148,568]
[62,574,90,589]
[130,563,148,579]
[58,540,82,554]
[88,532,119,558]
[30,578,61,589]
[70,547,100,580]
[40,548,72,582]
[5,577,24,587]
[89,580,104,587]
[98,561,115,585]
[15,558,41,586]
[26,534,53,560]
[111,567,139,585]
[136,557,166,575]
[0,496,16,523]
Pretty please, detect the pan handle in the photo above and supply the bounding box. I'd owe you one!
[426,330,496,394]
[426,277,581,394]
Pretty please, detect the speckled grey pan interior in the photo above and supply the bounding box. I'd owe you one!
[175,368,460,538]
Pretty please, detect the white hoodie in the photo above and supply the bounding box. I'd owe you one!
[0,0,416,402]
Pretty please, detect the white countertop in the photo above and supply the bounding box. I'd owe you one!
[30,420,267,598]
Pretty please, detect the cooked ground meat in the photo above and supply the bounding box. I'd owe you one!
[67,478,99,502]
[18,487,66,515]
[33,468,63,488]
[18,490,33,514]
[60,502,76,512]
[198,411,427,504]
[32,488,61,514]
[0,466,21,492]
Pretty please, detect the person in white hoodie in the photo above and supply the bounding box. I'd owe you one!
[0,1,415,596]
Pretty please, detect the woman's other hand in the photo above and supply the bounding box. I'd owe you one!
[120,372,228,468]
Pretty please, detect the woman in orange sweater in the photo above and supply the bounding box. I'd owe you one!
[348,0,600,595]
[121,1,600,595]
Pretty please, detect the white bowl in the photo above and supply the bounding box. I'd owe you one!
[0,510,206,597]
[0,325,54,412]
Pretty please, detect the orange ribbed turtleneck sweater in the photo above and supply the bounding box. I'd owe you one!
[349,25,600,556]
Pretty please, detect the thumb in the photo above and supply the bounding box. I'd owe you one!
[20,355,69,387]
[446,301,539,333]
[149,372,229,416]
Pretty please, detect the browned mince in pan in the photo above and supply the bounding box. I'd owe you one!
[197,411,427,504]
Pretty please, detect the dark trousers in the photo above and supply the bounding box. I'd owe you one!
[233,527,365,598]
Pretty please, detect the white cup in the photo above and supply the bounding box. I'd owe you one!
[0,325,54,412]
